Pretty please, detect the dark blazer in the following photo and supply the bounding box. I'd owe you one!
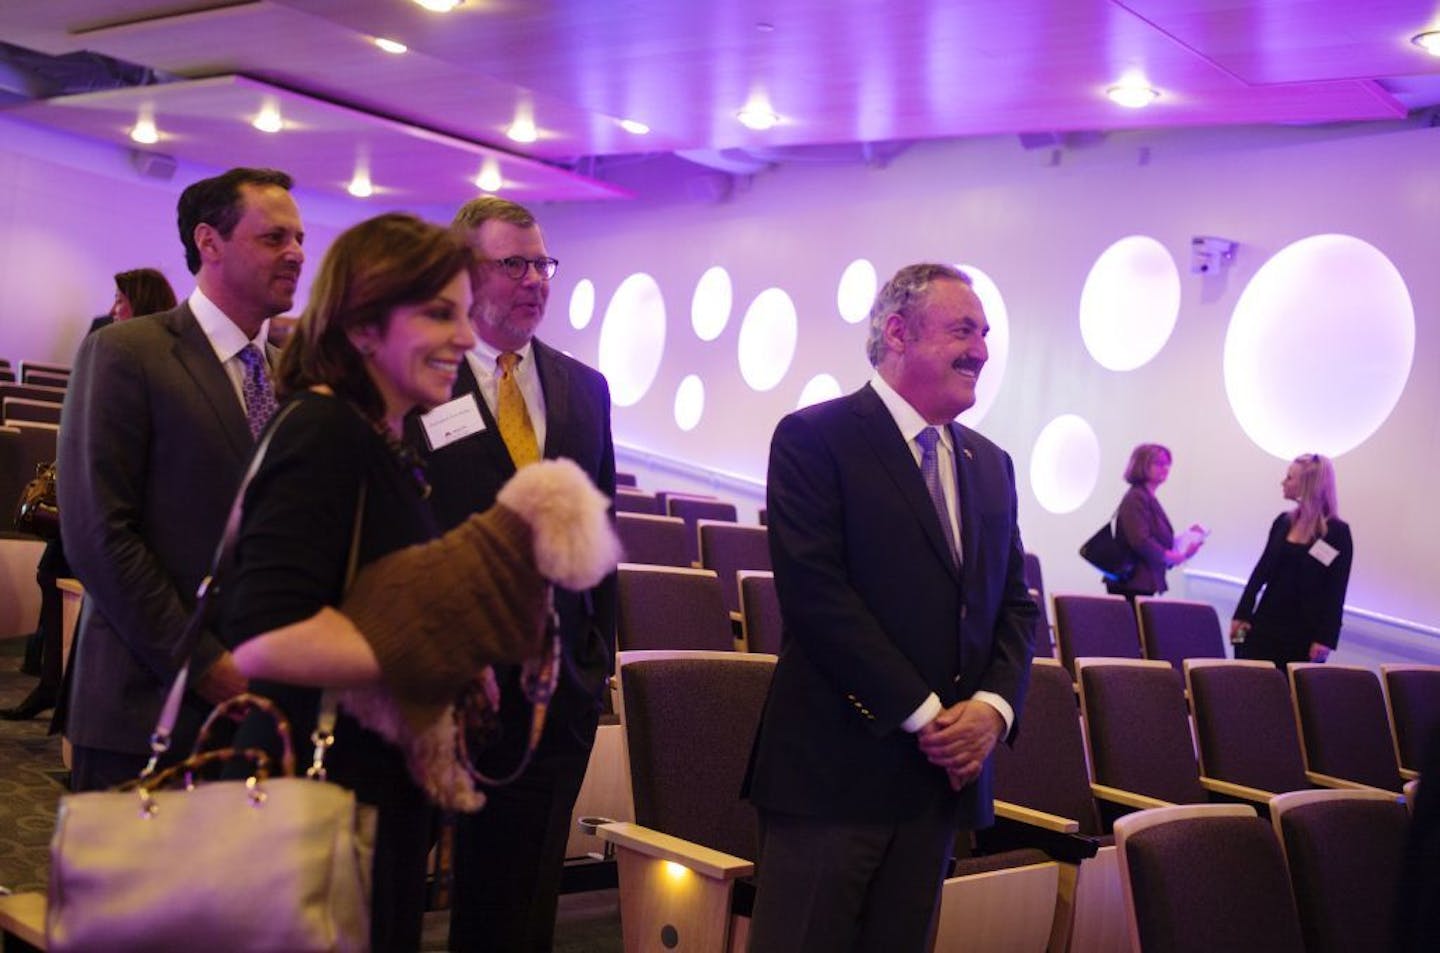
[416,339,617,750]
[1234,513,1353,651]
[57,302,256,755]
[1111,484,1174,596]
[746,384,1036,828]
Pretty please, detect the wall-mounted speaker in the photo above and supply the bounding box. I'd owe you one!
[130,148,177,181]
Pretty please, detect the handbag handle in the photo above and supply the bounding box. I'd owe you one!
[191,692,298,777]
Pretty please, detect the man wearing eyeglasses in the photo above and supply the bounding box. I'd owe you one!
[419,196,616,953]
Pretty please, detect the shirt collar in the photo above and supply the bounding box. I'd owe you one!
[870,372,953,451]
[188,287,269,360]
[472,336,535,369]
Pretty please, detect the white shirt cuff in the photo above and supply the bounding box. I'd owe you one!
[971,691,1014,737]
[902,693,943,733]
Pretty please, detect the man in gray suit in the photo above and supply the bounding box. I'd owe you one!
[58,167,304,791]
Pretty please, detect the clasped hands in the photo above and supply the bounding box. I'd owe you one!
[917,700,1004,792]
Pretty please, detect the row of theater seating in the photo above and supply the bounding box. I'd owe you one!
[586,650,1426,953]
[0,372,65,546]
[0,359,71,388]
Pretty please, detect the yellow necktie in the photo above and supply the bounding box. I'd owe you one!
[496,351,540,467]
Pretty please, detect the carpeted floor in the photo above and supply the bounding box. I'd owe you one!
[0,633,622,951]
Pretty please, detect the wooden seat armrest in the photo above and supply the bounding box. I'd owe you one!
[0,891,47,949]
[993,799,1081,834]
[597,822,754,880]
[1090,783,1173,811]
[1200,776,1276,805]
[1401,767,1419,782]
[1305,772,1407,802]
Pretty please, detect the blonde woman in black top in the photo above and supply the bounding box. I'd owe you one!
[1231,454,1353,668]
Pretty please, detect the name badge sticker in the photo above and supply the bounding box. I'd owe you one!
[419,393,486,451]
[1308,538,1339,567]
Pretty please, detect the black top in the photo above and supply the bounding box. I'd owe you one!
[1234,512,1354,651]
[220,389,437,808]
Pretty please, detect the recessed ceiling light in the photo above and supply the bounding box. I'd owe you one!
[1412,31,1440,56]
[412,0,462,12]
[252,102,283,133]
[737,106,780,130]
[374,37,408,54]
[619,118,650,135]
[474,159,502,192]
[347,169,373,198]
[130,110,158,144]
[1106,83,1160,108]
[507,116,538,143]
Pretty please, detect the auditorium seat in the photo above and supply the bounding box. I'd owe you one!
[614,488,662,515]
[1380,664,1440,778]
[615,513,690,567]
[598,651,776,951]
[1052,594,1143,680]
[665,494,738,566]
[1185,659,1313,797]
[1135,597,1226,670]
[1114,804,1305,953]
[23,369,69,390]
[1289,664,1406,792]
[698,521,770,617]
[0,382,66,405]
[615,564,734,653]
[614,471,638,487]
[1269,788,1409,953]
[737,571,781,655]
[3,397,62,426]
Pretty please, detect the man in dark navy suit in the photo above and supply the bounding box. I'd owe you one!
[746,263,1036,951]
[421,197,616,953]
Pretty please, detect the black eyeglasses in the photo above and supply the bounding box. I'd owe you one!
[492,256,559,281]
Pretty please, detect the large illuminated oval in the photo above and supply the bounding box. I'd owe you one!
[1224,234,1413,458]
[737,287,798,392]
[1079,235,1181,371]
[1029,414,1101,514]
[955,263,1009,427]
[597,272,666,407]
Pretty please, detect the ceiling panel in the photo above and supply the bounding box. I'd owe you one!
[6,74,631,204]
[0,0,1436,205]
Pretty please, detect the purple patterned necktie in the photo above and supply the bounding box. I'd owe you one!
[238,344,278,440]
[916,426,960,566]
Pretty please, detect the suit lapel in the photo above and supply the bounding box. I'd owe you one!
[853,386,959,579]
[166,303,251,460]
[532,339,567,460]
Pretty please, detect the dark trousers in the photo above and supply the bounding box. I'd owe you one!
[747,800,959,953]
[70,745,148,792]
[448,740,592,952]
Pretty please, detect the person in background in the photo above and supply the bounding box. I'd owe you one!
[87,267,178,334]
[1230,453,1353,667]
[744,263,1035,951]
[1106,443,1204,600]
[57,167,303,791]
[429,196,617,953]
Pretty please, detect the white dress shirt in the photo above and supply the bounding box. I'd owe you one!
[188,288,271,414]
[868,373,1014,737]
